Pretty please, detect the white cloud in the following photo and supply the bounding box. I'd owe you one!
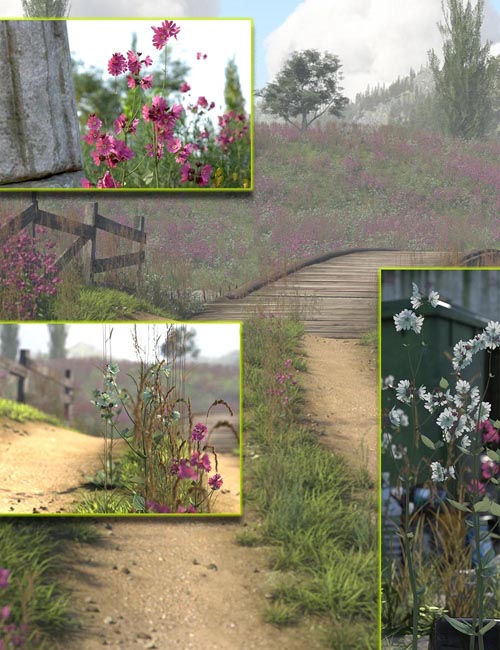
[0,0,219,17]
[264,0,500,99]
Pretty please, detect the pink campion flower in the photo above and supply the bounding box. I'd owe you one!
[481,420,500,446]
[87,114,102,132]
[141,74,153,89]
[180,81,191,92]
[109,138,135,165]
[81,178,92,188]
[197,96,208,109]
[180,162,194,184]
[167,137,181,154]
[178,459,198,480]
[97,171,121,188]
[196,52,207,60]
[208,473,223,490]
[0,606,11,621]
[127,50,141,75]
[481,460,500,480]
[0,569,10,589]
[197,164,212,187]
[175,143,193,165]
[95,133,114,157]
[145,142,164,160]
[127,76,137,89]
[108,52,127,76]
[114,114,139,136]
[191,422,208,441]
[468,479,486,497]
[209,101,215,110]
[177,504,197,513]
[143,55,153,66]
[152,20,180,50]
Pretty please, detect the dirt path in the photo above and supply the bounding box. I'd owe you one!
[56,335,377,649]
[301,335,378,478]
[0,419,105,514]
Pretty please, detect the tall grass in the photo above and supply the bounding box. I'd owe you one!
[241,314,377,649]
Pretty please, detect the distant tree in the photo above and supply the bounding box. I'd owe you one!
[22,0,70,16]
[48,325,67,359]
[160,326,200,361]
[0,326,19,361]
[429,0,497,139]
[256,49,348,131]
[224,57,246,114]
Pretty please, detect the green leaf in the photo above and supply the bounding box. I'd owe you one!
[479,620,498,635]
[120,427,133,439]
[439,377,449,390]
[447,498,471,513]
[474,498,493,513]
[133,493,146,512]
[420,434,437,450]
[494,420,500,429]
[488,500,500,517]
[487,449,500,462]
[444,616,475,636]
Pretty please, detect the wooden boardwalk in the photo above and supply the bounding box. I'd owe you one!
[192,250,450,338]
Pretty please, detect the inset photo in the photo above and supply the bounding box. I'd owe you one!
[381,269,500,648]
[0,18,252,191]
[0,322,241,516]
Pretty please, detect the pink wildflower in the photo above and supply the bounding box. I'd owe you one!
[152,20,180,50]
[108,52,127,76]
[97,171,121,188]
[208,473,223,490]
[197,96,208,109]
[180,81,191,92]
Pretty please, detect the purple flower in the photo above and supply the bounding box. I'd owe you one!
[208,473,223,490]
[0,569,10,589]
[0,605,11,621]
[191,423,208,442]
[178,459,198,481]
[146,500,171,513]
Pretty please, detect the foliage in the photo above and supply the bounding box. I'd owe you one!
[241,315,377,648]
[160,325,200,360]
[256,49,348,130]
[0,232,60,320]
[0,326,19,361]
[0,398,61,426]
[429,0,498,139]
[224,57,246,114]
[47,325,67,359]
[22,0,69,16]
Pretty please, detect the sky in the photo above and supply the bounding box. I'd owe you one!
[16,323,241,361]
[2,1,500,103]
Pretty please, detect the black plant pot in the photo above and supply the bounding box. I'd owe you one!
[430,618,500,649]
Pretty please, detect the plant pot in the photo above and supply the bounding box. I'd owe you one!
[430,618,500,649]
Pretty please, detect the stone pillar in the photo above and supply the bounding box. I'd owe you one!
[0,20,83,186]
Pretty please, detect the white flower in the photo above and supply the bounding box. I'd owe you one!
[430,461,455,482]
[452,340,473,371]
[383,375,395,390]
[428,290,440,308]
[485,321,500,350]
[455,414,473,436]
[477,402,491,423]
[411,283,422,310]
[382,432,392,451]
[394,309,424,334]
[437,407,456,431]
[460,434,471,449]
[396,379,412,404]
[470,334,487,355]
[456,380,470,395]
[389,407,409,428]
[391,444,404,460]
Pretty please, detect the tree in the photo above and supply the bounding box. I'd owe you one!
[224,57,246,114]
[160,326,200,361]
[48,325,67,359]
[22,0,70,16]
[256,49,348,131]
[428,0,498,139]
[0,326,19,361]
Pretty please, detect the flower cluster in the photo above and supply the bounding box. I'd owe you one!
[216,111,249,151]
[0,232,61,319]
[0,569,27,649]
[269,358,298,406]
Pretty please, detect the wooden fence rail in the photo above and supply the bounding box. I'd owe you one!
[0,193,146,286]
[0,349,74,422]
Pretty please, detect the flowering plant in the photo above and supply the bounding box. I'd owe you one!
[80,20,250,189]
[384,282,500,650]
[0,569,27,649]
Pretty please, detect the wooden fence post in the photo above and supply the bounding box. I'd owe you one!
[136,216,145,291]
[63,368,73,422]
[17,350,30,403]
[83,202,98,284]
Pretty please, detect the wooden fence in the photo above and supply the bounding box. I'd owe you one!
[0,349,73,422]
[0,193,146,286]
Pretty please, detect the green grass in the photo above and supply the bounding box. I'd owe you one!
[241,315,378,649]
[50,285,171,321]
[0,398,61,426]
[0,520,99,649]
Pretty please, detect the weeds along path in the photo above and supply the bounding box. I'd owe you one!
[302,336,378,478]
[0,419,107,513]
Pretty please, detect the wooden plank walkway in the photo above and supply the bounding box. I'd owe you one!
[192,250,450,338]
